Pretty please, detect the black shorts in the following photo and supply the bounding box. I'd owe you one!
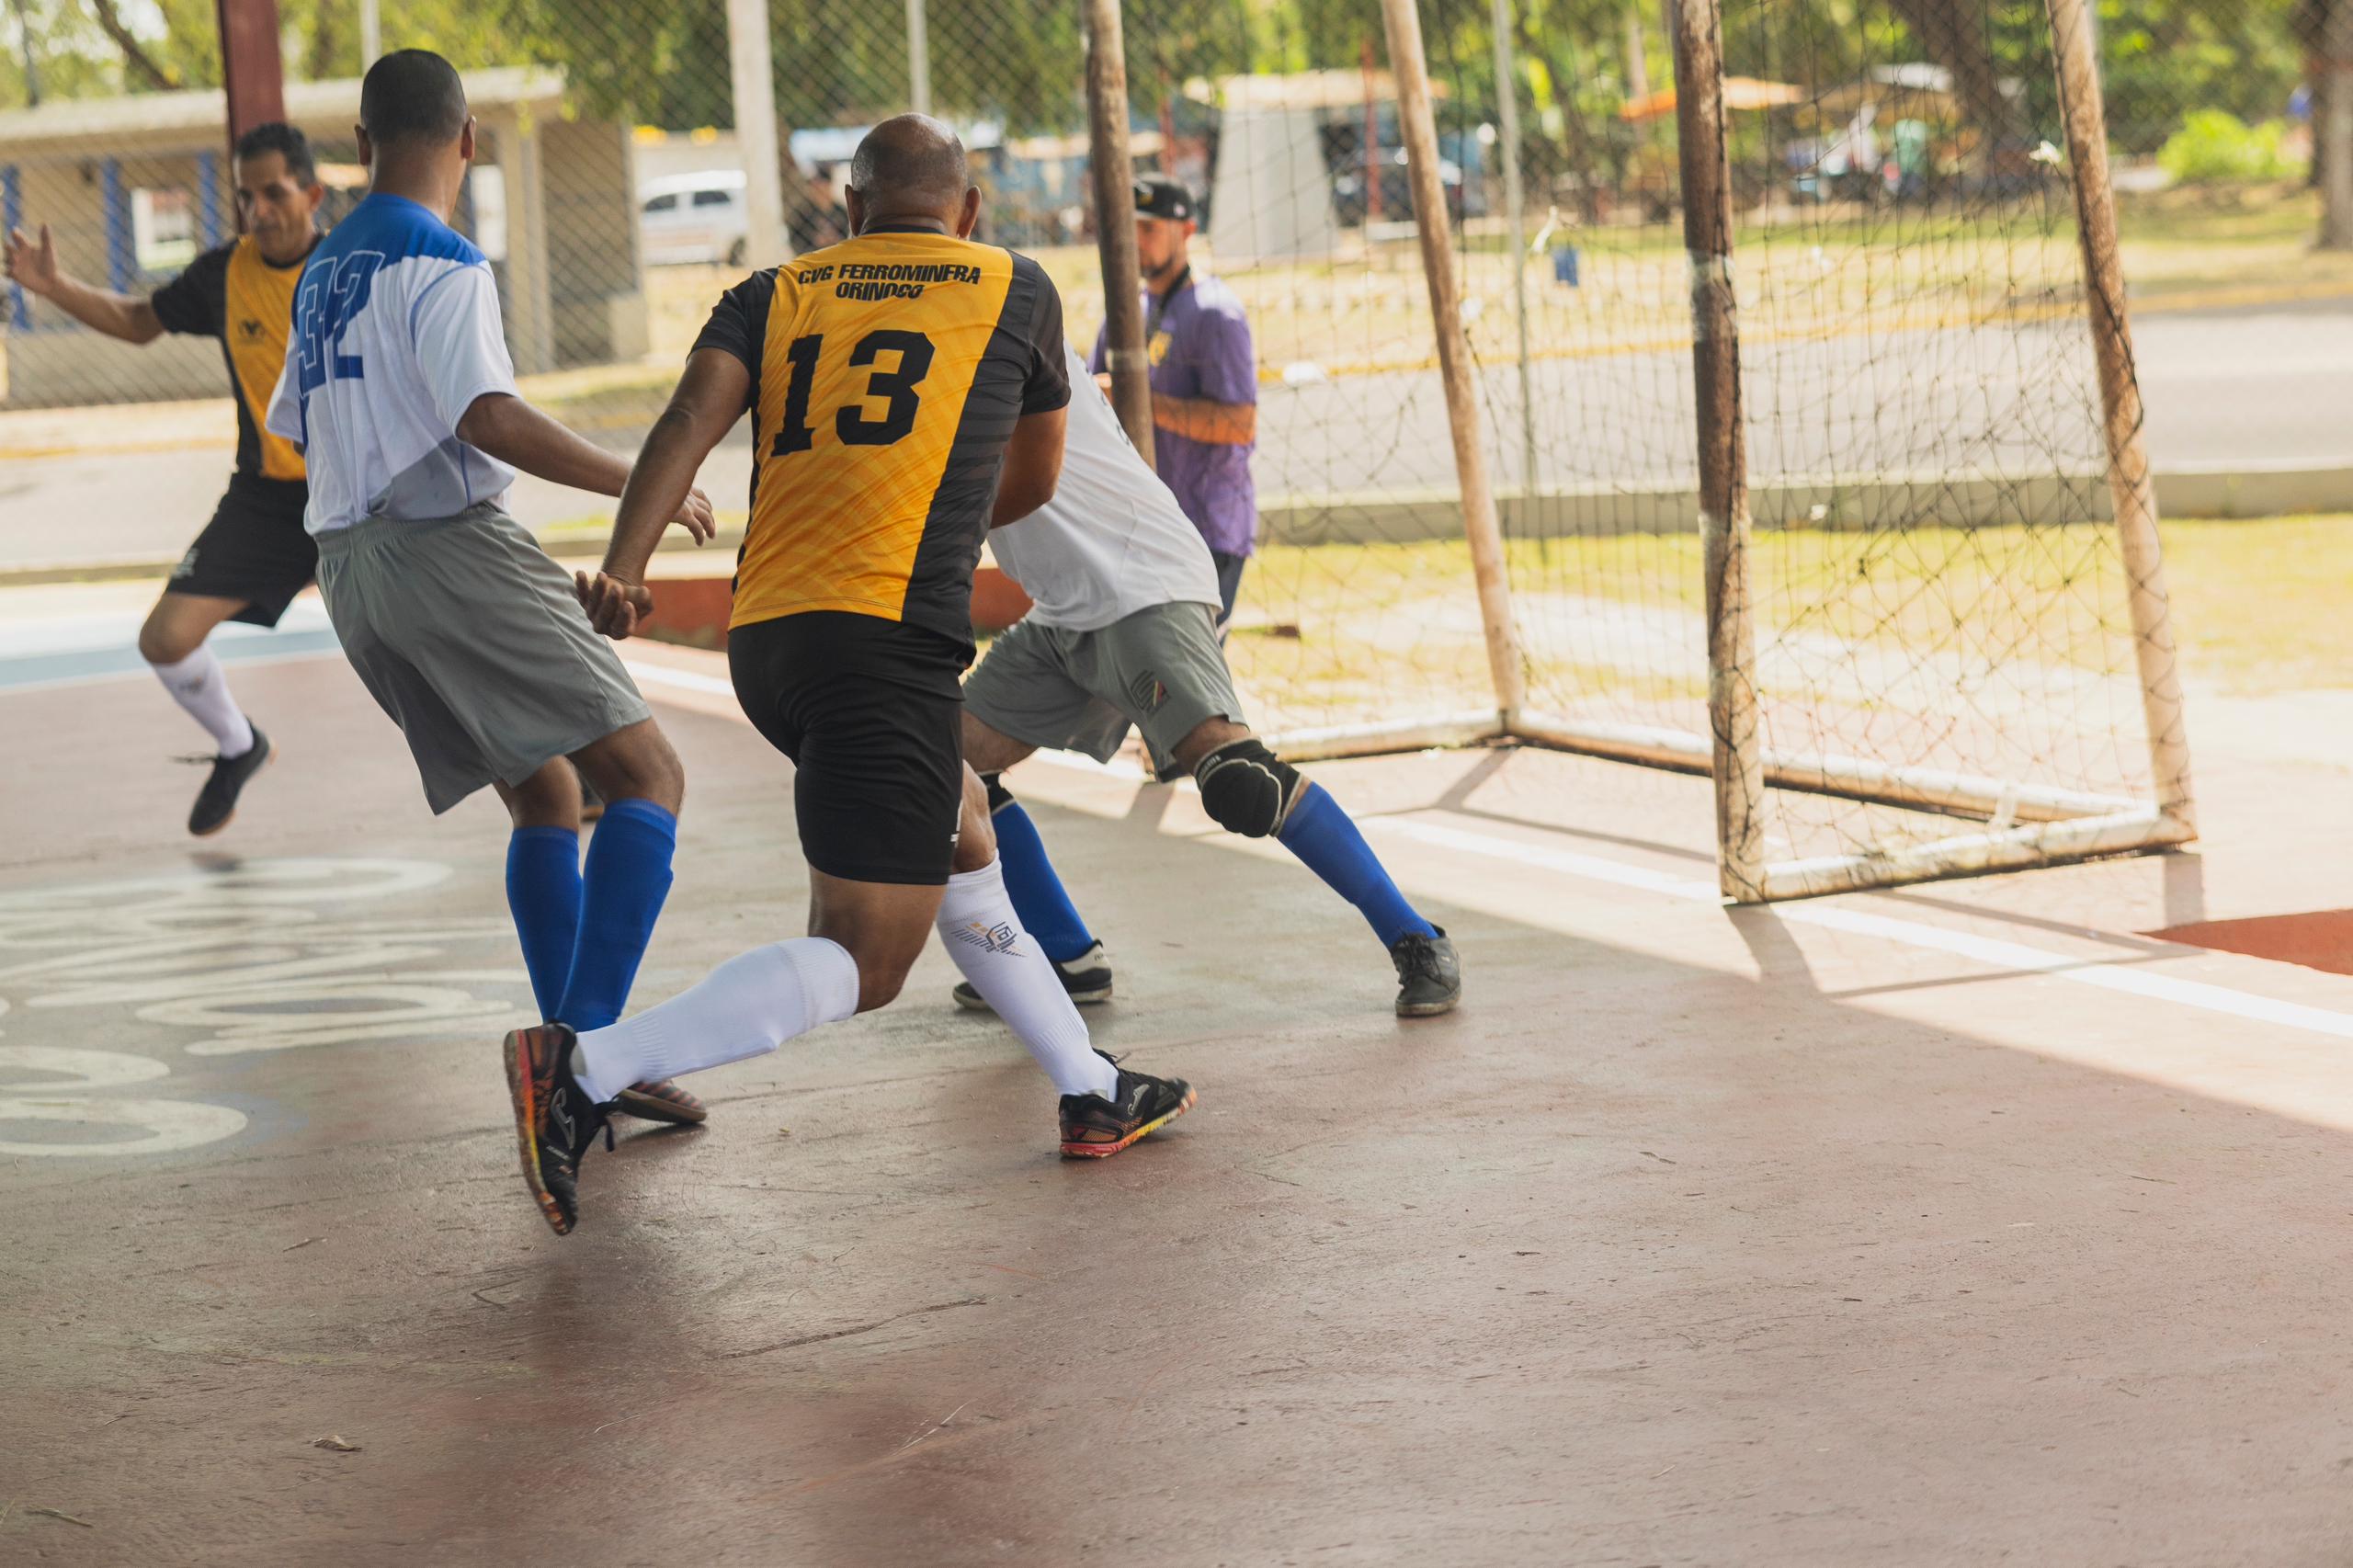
[167,473,317,628]
[729,611,971,886]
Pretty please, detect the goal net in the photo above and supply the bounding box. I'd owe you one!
[1165,0,2191,898]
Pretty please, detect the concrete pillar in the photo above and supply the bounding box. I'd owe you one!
[102,159,133,290]
[501,115,556,375]
[3,165,26,330]
[198,151,223,245]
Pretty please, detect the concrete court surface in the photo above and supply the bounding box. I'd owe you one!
[11,606,2353,1565]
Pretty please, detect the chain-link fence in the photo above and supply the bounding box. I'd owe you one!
[1,2,2318,414]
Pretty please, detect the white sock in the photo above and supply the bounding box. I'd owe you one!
[938,857,1118,1100]
[570,937,859,1102]
[149,645,255,758]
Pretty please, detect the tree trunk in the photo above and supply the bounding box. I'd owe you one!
[87,0,179,91]
[1886,0,2008,152]
[2324,0,2353,246]
[1515,13,1606,224]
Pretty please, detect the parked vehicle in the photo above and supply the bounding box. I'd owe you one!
[638,171,749,267]
[1331,145,1469,227]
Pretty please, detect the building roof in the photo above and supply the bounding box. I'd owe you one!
[0,66,565,151]
[1189,70,1449,112]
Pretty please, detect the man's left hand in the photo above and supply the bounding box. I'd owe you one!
[575,571,654,641]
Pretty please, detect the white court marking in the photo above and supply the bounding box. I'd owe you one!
[0,858,529,1156]
[1369,816,2353,1045]
[627,653,2353,1045]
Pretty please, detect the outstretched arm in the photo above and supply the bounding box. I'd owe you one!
[1151,394,1255,445]
[577,348,750,640]
[5,223,163,344]
[458,392,714,540]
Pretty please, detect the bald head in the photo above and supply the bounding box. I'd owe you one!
[846,114,978,236]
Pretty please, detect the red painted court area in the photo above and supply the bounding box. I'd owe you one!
[13,619,2353,1564]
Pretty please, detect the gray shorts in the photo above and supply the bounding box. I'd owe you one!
[315,505,652,814]
[963,600,1245,778]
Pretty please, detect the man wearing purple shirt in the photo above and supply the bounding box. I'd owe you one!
[1089,174,1257,625]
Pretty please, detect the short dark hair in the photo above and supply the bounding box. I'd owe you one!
[359,49,470,152]
[233,121,316,187]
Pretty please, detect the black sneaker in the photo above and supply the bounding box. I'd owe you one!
[1058,1050,1196,1159]
[953,939,1113,1012]
[1390,926,1461,1017]
[612,1077,707,1125]
[185,727,273,836]
[503,1023,613,1235]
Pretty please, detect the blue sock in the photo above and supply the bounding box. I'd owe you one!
[1275,783,1437,949]
[505,826,582,1019]
[990,801,1097,964]
[556,798,677,1033]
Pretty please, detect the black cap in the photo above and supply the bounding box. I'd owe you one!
[1133,174,1197,222]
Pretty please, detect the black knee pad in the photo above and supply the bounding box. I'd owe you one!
[983,772,1015,814]
[1193,739,1303,838]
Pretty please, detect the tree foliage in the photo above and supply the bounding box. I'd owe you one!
[0,0,2313,176]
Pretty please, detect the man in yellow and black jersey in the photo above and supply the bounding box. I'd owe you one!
[517,118,1189,1223]
[4,124,324,836]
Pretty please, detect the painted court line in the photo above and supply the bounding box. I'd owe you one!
[622,660,737,698]
[627,652,2353,1043]
[1372,816,2353,1045]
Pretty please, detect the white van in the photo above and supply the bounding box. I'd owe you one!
[637,171,750,267]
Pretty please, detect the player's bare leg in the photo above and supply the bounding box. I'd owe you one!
[972,712,1461,1017]
[512,763,1194,1230]
[139,591,277,836]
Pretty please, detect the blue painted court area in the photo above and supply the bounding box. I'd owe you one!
[0,592,340,692]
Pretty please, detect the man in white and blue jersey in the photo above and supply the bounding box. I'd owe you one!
[265,50,717,1151]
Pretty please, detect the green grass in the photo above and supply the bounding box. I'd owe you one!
[1215,516,2353,726]
[601,515,2353,702]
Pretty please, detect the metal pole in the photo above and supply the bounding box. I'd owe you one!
[359,0,380,69]
[2046,0,2196,831]
[906,0,931,116]
[725,0,790,265]
[1668,0,1765,902]
[1379,0,1528,723]
[1084,0,1154,462]
[1489,0,1537,497]
[213,0,287,154]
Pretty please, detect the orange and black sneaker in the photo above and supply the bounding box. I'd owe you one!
[1058,1051,1196,1159]
[503,1022,612,1235]
[614,1078,707,1125]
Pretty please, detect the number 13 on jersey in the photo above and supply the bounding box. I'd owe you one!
[770,329,937,456]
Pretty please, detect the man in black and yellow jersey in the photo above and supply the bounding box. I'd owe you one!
[5,123,324,836]
[498,117,1195,1232]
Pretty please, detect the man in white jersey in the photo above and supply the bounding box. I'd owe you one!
[958,347,1462,1017]
[266,50,718,1134]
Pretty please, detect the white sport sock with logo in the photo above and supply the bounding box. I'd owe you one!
[569,937,860,1103]
[937,856,1118,1100]
[149,645,256,759]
